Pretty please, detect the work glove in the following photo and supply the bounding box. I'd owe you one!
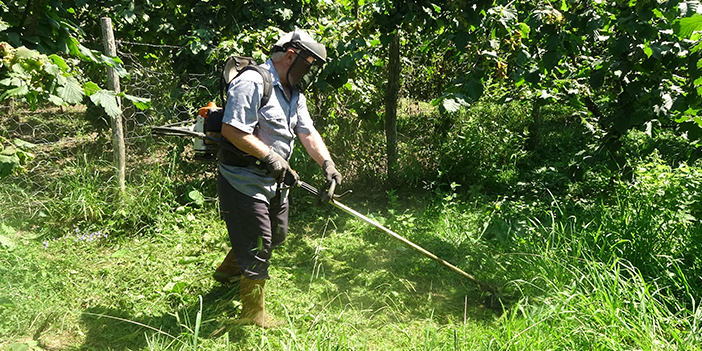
[262,149,297,184]
[322,160,342,187]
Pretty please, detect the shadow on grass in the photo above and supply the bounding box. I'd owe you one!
[79,285,249,350]
[284,192,511,323]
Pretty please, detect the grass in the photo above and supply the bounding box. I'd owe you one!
[2,107,702,350]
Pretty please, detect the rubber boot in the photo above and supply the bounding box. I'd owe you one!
[213,249,242,285]
[238,277,282,328]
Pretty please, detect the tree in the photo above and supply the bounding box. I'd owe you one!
[432,0,702,174]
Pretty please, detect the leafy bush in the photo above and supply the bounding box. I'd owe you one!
[0,137,35,179]
[432,100,530,192]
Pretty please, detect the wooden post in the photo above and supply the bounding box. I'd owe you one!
[100,17,126,197]
[385,30,401,183]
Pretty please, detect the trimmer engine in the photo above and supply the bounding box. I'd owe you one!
[193,102,225,161]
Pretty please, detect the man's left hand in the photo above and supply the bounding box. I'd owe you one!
[322,160,342,187]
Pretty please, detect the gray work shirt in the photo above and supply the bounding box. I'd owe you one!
[219,59,317,204]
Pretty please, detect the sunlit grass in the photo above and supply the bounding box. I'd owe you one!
[2,109,701,350]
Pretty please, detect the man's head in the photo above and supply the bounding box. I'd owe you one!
[271,29,326,91]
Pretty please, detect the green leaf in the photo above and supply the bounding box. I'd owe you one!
[77,43,98,62]
[57,77,84,104]
[441,98,461,113]
[163,281,187,294]
[0,297,14,307]
[518,23,530,39]
[0,85,29,100]
[464,78,484,101]
[14,47,39,60]
[99,54,128,77]
[48,54,69,70]
[0,234,14,249]
[10,63,29,77]
[14,139,37,149]
[82,81,100,96]
[9,342,29,351]
[89,89,121,118]
[43,63,61,77]
[66,37,81,57]
[675,14,702,38]
[48,94,64,106]
[1,145,16,156]
[123,94,151,110]
[0,154,19,178]
[188,189,205,207]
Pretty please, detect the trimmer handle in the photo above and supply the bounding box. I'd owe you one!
[320,179,336,203]
[283,170,299,187]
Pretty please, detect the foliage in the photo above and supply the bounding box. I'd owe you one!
[507,1,702,167]
[0,2,150,118]
[3,2,702,350]
[0,42,150,118]
[0,136,35,179]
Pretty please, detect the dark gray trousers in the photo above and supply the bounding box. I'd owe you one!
[217,172,289,280]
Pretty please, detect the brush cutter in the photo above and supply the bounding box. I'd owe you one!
[151,119,498,296]
[294,178,498,295]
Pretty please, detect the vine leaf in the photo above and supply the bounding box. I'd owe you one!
[89,89,121,118]
[57,77,84,104]
[674,14,702,38]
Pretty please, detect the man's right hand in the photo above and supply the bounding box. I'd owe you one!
[261,149,294,182]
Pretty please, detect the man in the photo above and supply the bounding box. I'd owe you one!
[214,29,343,328]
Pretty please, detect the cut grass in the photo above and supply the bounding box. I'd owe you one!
[0,203,495,350]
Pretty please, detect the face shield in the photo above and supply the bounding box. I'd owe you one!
[272,29,327,92]
[287,49,322,92]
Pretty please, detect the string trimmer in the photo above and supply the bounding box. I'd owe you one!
[295,178,497,295]
[151,112,499,297]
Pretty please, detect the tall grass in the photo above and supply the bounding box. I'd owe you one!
[482,152,702,349]
[492,253,701,350]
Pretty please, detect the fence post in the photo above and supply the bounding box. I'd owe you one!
[100,17,126,197]
[385,29,400,184]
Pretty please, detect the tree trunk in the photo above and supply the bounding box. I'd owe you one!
[527,97,542,150]
[385,30,400,183]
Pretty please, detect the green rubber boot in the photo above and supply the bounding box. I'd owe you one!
[212,249,242,285]
[238,277,282,328]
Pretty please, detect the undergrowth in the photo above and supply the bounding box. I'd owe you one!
[1,105,702,350]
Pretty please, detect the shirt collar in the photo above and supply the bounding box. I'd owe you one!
[264,58,297,101]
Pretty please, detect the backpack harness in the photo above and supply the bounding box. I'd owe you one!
[202,56,273,167]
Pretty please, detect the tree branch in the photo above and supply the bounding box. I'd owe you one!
[583,96,602,119]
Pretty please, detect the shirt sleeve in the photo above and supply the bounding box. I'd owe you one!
[222,71,264,134]
[293,93,317,135]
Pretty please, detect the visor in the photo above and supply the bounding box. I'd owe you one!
[272,29,327,63]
